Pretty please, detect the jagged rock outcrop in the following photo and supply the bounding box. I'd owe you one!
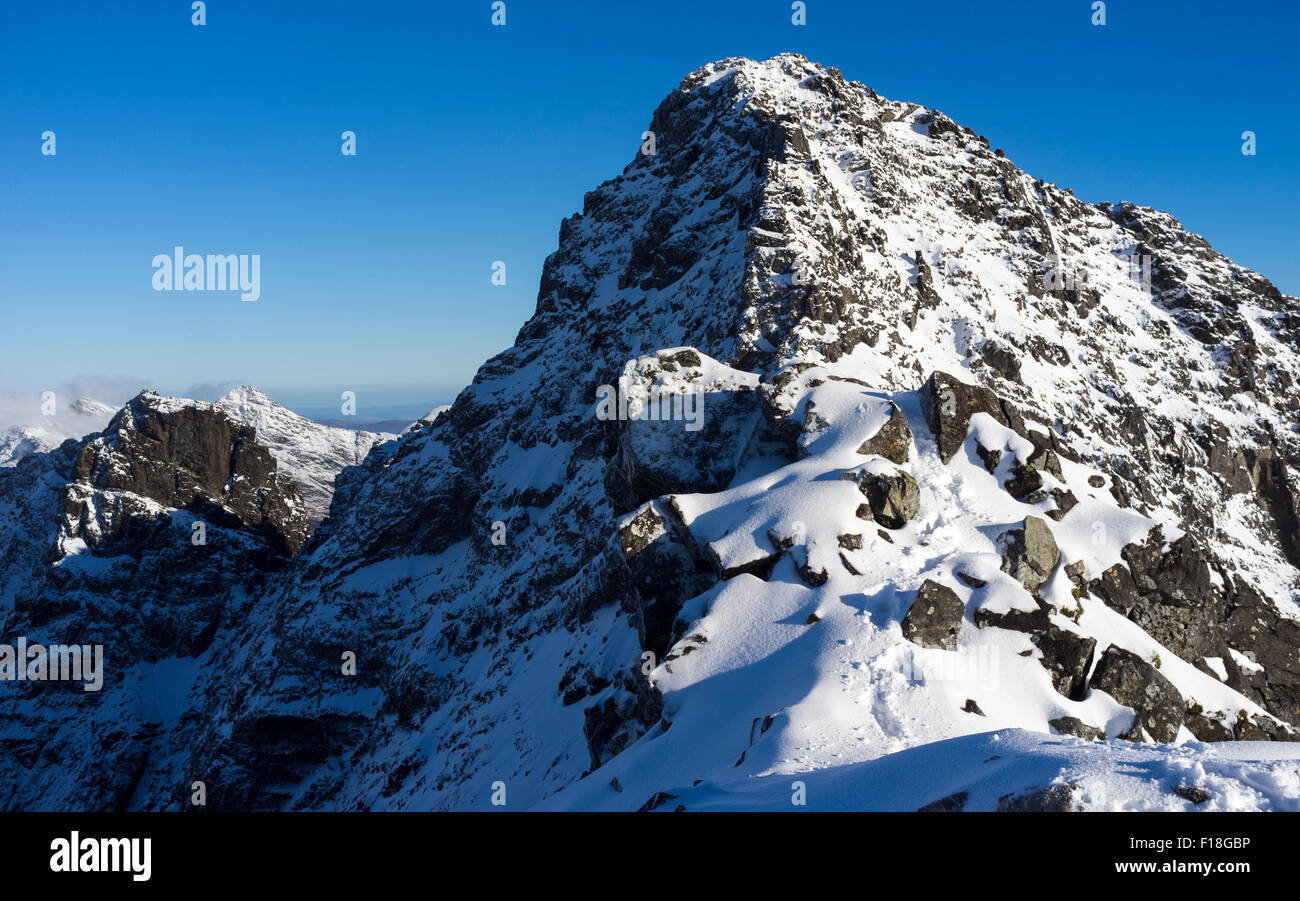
[0,390,312,809]
[856,404,912,463]
[4,53,1300,811]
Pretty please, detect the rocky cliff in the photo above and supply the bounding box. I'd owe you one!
[4,54,1299,812]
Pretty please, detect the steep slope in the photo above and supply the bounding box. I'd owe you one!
[5,53,1299,812]
[126,53,1297,812]
[215,386,397,524]
[0,390,311,809]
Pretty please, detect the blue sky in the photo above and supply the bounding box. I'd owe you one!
[2,0,1296,416]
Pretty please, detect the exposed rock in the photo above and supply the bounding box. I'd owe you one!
[920,371,1025,463]
[1089,645,1184,743]
[979,341,1022,382]
[1032,627,1096,701]
[1234,714,1299,742]
[996,783,1078,812]
[999,516,1060,593]
[975,443,1001,473]
[859,468,920,529]
[1049,716,1105,741]
[855,404,912,463]
[1045,489,1078,521]
[617,500,714,659]
[973,598,1052,633]
[962,699,985,716]
[68,391,311,555]
[901,580,965,650]
[1184,711,1233,742]
[606,379,790,512]
[1088,529,1300,730]
[917,791,968,812]
[1172,784,1209,804]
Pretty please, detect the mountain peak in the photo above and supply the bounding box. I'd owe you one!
[218,384,278,410]
[3,54,1299,813]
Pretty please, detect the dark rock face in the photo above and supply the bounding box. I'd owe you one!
[856,404,912,463]
[0,391,314,810]
[1003,441,1063,504]
[605,386,787,513]
[920,371,1026,463]
[917,790,968,812]
[859,469,921,529]
[999,516,1060,593]
[1184,711,1233,743]
[1032,627,1096,701]
[901,580,965,650]
[1089,645,1184,743]
[617,501,714,660]
[68,391,310,555]
[974,598,1052,634]
[1088,527,1300,730]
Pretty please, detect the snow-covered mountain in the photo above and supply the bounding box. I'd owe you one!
[0,397,117,467]
[4,53,1300,812]
[215,386,397,525]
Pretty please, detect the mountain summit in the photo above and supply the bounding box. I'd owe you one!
[4,54,1299,811]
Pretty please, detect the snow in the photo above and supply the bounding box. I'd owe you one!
[6,53,1299,813]
[0,396,116,466]
[560,729,1300,812]
[216,386,397,524]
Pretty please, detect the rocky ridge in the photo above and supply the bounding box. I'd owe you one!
[3,53,1299,811]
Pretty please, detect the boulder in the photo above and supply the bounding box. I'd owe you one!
[996,784,1078,812]
[1032,626,1096,701]
[1048,716,1105,741]
[920,371,1026,463]
[1000,516,1060,592]
[1088,645,1184,743]
[1184,711,1233,742]
[901,580,965,650]
[856,404,912,463]
[859,469,921,529]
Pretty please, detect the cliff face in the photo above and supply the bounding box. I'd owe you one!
[3,54,1299,812]
[0,391,309,809]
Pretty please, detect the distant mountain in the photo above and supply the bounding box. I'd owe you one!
[216,385,397,524]
[0,396,117,467]
[4,54,1300,812]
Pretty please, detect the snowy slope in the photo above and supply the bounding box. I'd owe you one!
[4,54,1299,812]
[216,386,397,524]
[0,397,116,466]
[560,729,1300,812]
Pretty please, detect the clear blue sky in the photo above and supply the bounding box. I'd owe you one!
[2,0,1296,415]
